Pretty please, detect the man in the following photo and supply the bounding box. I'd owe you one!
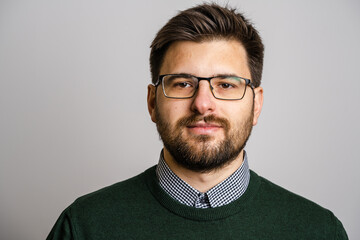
[47,3,348,239]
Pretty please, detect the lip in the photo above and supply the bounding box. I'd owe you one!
[186,122,222,134]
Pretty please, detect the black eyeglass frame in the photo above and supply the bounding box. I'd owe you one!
[154,74,255,100]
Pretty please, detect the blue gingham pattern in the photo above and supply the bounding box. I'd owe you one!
[156,151,250,208]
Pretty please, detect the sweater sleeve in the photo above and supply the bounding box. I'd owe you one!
[46,208,75,240]
[334,214,348,240]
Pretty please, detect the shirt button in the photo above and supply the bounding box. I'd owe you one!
[198,193,207,203]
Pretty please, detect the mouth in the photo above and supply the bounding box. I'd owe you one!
[186,122,223,135]
[176,114,229,137]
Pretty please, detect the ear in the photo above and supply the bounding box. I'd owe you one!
[147,84,157,123]
[252,87,263,126]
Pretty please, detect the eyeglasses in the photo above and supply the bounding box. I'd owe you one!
[154,74,254,100]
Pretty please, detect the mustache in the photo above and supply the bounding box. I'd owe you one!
[176,114,230,130]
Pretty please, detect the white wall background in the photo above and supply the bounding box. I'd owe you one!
[0,0,359,239]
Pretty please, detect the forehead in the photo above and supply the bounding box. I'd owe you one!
[160,39,250,78]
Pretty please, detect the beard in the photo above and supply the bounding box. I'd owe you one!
[155,105,254,173]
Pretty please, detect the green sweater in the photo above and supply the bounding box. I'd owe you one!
[47,166,348,239]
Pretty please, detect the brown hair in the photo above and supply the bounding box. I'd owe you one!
[150,3,264,87]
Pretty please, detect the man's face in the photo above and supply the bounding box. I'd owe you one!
[148,40,263,172]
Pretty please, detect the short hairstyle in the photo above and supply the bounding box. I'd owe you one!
[150,3,264,87]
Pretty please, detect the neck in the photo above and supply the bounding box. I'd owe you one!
[163,148,244,193]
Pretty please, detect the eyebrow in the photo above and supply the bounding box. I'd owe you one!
[214,73,240,78]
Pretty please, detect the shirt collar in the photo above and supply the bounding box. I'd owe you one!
[156,150,250,208]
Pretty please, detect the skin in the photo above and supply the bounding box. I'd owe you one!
[147,39,263,192]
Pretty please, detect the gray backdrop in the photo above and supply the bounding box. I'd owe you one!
[1,0,359,239]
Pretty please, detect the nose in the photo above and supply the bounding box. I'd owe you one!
[190,80,216,115]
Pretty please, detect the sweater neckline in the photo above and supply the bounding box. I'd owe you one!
[156,152,251,208]
[144,166,261,221]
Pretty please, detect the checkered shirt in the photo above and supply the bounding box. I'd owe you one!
[156,151,250,208]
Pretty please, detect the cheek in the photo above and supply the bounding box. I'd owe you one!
[161,98,191,114]
[223,102,253,124]
[157,101,187,124]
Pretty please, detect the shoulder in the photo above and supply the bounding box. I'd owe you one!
[249,170,348,238]
[68,166,157,213]
[253,170,328,212]
[47,166,159,239]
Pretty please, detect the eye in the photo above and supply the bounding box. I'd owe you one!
[174,81,192,88]
[213,77,242,90]
[216,81,237,89]
[219,83,234,89]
